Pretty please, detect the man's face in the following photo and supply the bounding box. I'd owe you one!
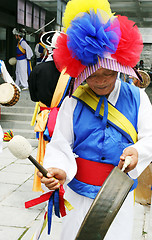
[15,35,20,41]
[86,68,118,96]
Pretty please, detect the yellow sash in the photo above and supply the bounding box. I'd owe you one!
[28,60,32,71]
[51,68,70,107]
[39,42,46,48]
[73,84,137,144]
[18,43,26,54]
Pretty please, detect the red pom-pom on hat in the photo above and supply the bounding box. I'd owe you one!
[53,33,86,77]
[112,15,143,67]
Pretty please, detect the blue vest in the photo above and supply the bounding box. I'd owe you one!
[68,81,140,199]
[37,43,45,63]
[16,39,26,60]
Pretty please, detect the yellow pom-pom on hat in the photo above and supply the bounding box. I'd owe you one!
[63,0,113,32]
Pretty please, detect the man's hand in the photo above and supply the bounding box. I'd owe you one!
[118,147,138,173]
[37,167,66,190]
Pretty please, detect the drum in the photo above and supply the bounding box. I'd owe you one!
[132,70,151,88]
[75,167,134,240]
[135,163,152,205]
[8,57,17,66]
[0,83,20,106]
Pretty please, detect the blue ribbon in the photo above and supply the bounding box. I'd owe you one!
[54,189,60,218]
[43,126,52,142]
[95,96,108,130]
[48,194,54,235]
[47,189,60,235]
[36,132,39,139]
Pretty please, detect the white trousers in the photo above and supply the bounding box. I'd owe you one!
[60,187,134,240]
[16,59,28,88]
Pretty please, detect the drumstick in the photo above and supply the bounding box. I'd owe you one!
[121,156,132,172]
[7,135,48,178]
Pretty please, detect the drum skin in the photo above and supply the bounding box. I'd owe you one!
[0,83,20,106]
[135,163,152,205]
[8,57,17,66]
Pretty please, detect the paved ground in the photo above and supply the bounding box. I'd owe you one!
[0,142,61,240]
[0,141,152,240]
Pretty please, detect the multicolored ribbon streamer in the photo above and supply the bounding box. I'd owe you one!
[3,130,14,142]
[25,185,73,235]
[30,211,48,240]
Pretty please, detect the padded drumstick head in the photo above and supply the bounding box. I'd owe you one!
[7,135,32,159]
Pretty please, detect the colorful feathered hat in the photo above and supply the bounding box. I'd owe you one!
[53,0,143,91]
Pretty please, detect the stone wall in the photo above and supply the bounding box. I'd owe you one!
[138,28,152,70]
[139,44,152,70]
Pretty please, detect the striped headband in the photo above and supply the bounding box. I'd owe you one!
[73,57,139,92]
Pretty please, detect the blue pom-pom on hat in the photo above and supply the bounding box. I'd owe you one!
[67,10,121,66]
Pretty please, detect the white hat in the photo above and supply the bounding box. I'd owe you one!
[12,28,26,37]
[40,31,60,50]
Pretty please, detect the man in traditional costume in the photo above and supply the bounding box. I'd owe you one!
[37,0,152,239]
[13,28,33,90]
[28,31,71,192]
[34,32,48,65]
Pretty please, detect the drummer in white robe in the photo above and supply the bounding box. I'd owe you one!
[37,0,152,239]
[12,28,33,90]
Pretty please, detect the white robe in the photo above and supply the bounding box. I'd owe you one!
[0,60,15,84]
[43,79,152,240]
[15,38,33,88]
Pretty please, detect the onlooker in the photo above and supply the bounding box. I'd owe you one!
[12,28,33,90]
[138,60,144,70]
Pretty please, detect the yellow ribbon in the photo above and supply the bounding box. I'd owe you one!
[32,110,50,192]
[31,102,40,126]
[30,212,48,240]
[64,199,74,211]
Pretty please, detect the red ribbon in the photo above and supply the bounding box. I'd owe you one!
[59,185,66,217]
[25,191,53,208]
[39,107,59,138]
[47,107,59,137]
[25,185,66,217]
[40,106,52,111]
